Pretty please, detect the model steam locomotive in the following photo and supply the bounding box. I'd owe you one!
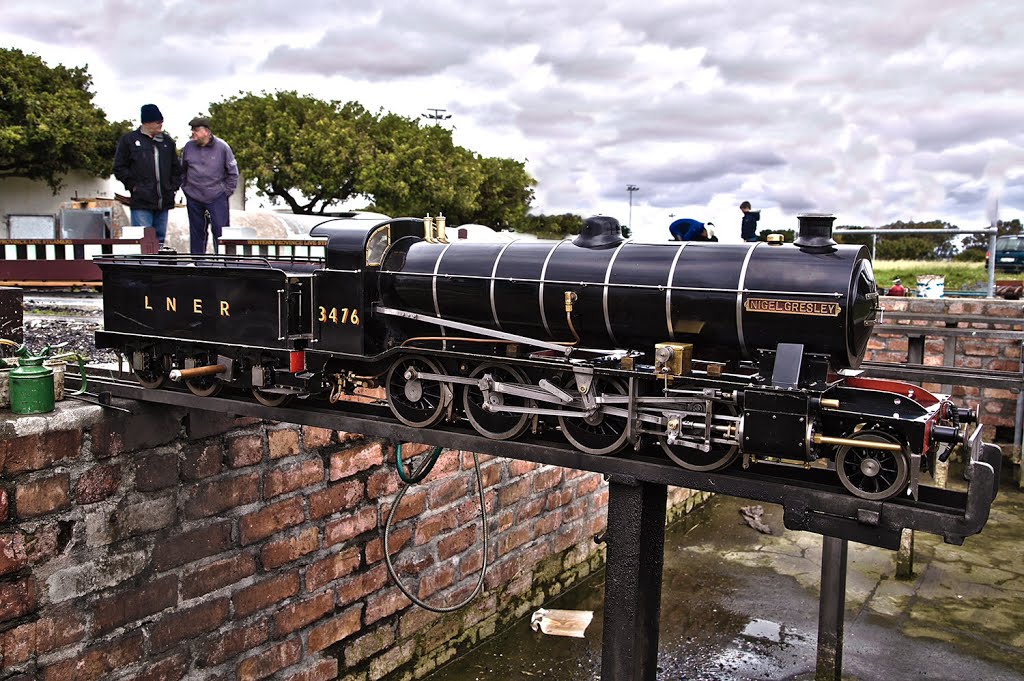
[94,213,978,501]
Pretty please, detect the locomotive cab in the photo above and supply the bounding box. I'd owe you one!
[309,216,428,357]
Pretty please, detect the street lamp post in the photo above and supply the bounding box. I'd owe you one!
[626,184,639,228]
[422,108,452,126]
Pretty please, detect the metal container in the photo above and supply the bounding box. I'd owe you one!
[10,356,55,414]
[43,359,66,401]
[0,365,12,409]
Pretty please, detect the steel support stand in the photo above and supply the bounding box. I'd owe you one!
[815,535,848,681]
[601,476,667,681]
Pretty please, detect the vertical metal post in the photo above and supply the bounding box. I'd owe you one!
[601,476,666,681]
[636,482,667,679]
[815,536,848,681]
[988,229,997,298]
[1014,338,1023,465]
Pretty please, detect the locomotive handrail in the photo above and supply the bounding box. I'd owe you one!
[377,269,848,298]
[376,305,575,356]
[92,253,323,268]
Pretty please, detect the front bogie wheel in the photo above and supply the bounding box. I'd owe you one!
[835,429,909,501]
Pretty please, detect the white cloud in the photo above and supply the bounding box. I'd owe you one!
[2,0,1022,242]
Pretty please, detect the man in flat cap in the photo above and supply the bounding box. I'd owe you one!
[113,103,182,246]
[181,115,238,254]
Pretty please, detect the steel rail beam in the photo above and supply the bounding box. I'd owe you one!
[67,371,1000,550]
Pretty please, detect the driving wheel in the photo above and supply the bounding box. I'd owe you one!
[660,403,739,471]
[558,375,629,455]
[386,356,450,428]
[463,363,533,440]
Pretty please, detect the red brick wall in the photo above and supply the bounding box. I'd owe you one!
[868,297,1024,442]
[0,402,707,680]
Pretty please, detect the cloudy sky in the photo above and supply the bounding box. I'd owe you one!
[3,0,1022,242]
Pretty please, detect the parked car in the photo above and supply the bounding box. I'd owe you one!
[988,235,1024,272]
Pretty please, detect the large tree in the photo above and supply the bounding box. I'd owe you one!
[208,91,539,229]
[0,48,129,192]
[210,91,374,214]
[473,156,536,231]
[359,113,483,223]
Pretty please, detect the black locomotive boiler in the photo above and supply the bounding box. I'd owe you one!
[95,213,978,501]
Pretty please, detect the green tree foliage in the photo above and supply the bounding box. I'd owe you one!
[756,228,795,243]
[210,92,374,214]
[473,157,536,231]
[208,91,538,229]
[519,213,585,239]
[360,113,482,222]
[959,218,1022,259]
[0,48,129,192]
[835,221,959,259]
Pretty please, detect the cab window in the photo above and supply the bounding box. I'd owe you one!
[366,226,391,266]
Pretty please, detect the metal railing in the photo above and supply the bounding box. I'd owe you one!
[833,226,998,297]
[864,308,1024,452]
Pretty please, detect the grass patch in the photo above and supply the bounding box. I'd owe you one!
[872,260,998,291]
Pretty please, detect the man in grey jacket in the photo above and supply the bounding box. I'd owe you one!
[181,116,239,254]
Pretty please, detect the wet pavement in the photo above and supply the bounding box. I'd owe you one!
[427,469,1024,680]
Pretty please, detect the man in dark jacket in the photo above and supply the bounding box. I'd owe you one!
[740,201,760,242]
[113,104,182,246]
[181,116,239,254]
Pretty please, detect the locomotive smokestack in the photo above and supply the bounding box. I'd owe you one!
[794,214,838,253]
[573,215,626,249]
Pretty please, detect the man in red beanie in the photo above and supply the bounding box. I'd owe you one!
[113,103,182,246]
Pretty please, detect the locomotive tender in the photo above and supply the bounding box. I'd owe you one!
[95,213,978,501]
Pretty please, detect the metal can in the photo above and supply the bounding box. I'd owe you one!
[10,356,55,414]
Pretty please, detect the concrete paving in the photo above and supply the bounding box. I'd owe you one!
[427,468,1024,680]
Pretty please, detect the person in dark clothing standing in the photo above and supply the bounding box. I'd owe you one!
[740,201,760,242]
[113,104,182,246]
[180,116,239,254]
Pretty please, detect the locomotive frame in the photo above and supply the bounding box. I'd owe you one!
[95,213,981,503]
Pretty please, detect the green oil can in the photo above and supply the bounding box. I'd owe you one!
[10,356,55,414]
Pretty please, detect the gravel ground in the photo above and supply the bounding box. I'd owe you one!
[7,302,118,364]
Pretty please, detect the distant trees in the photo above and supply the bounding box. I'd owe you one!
[0,48,130,192]
[520,213,586,239]
[208,91,539,230]
[835,220,961,260]
[959,219,1022,260]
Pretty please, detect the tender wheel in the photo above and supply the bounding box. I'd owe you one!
[134,354,167,389]
[463,363,533,440]
[386,356,450,428]
[252,387,292,407]
[835,430,909,501]
[186,375,223,397]
[558,375,629,455]
[660,403,739,471]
